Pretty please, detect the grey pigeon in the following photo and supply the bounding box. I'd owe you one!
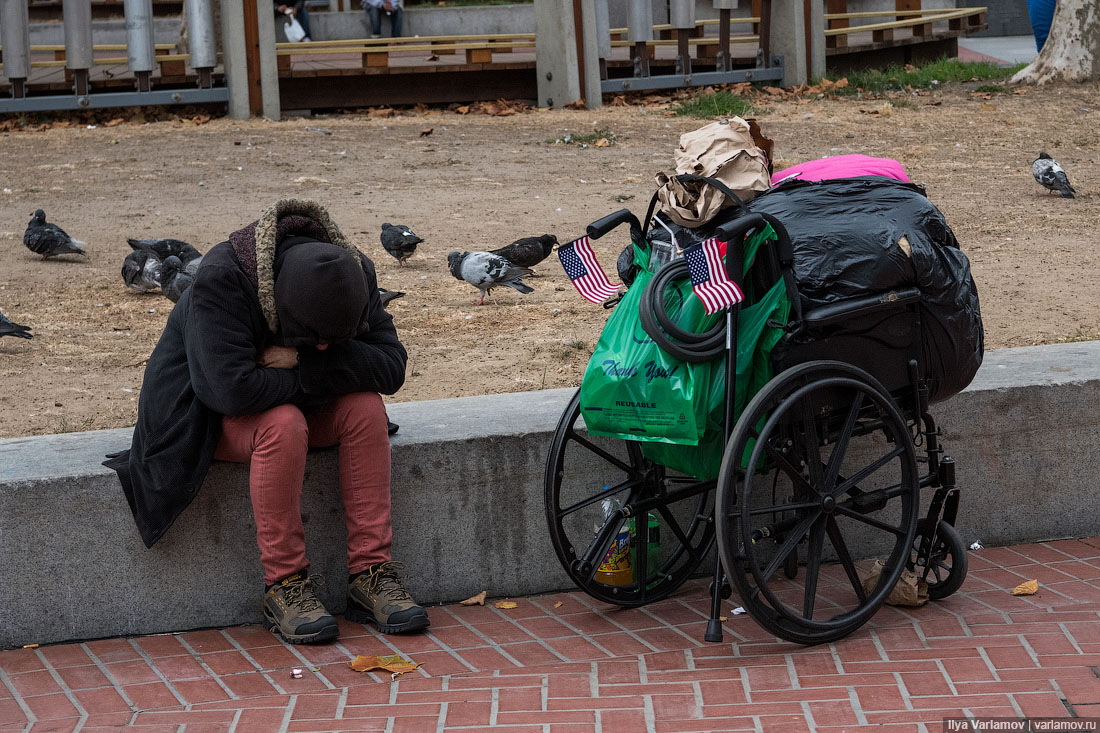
[127,237,202,264]
[380,223,422,266]
[488,234,557,269]
[122,250,164,293]
[379,288,405,309]
[447,250,534,306]
[1032,153,1076,198]
[0,308,32,339]
[23,209,87,259]
[158,255,201,303]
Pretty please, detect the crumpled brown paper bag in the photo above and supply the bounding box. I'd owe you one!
[860,559,930,607]
[654,117,771,227]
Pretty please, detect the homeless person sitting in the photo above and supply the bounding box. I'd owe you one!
[103,199,428,644]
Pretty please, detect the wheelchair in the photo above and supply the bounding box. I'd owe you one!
[543,176,968,645]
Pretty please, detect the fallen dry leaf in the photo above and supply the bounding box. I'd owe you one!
[104,118,125,127]
[494,600,519,610]
[553,601,563,608]
[425,53,440,61]
[460,590,487,606]
[563,100,587,110]
[980,102,998,112]
[348,654,421,677]
[594,138,610,147]
[420,128,434,137]
[1011,579,1039,596]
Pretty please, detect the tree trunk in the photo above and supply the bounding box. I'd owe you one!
[1012,0,1100,83]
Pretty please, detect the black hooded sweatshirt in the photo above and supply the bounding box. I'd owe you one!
[105,213,407,548]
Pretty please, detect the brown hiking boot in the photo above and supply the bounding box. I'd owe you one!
[346,561,430,634]
[263,571,339,644]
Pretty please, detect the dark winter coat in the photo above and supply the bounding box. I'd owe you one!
[104,200,407,548]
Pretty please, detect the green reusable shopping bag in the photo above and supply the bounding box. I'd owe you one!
[578,226,790,481]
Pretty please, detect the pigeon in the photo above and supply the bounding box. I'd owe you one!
[23,209,87,259]
[158,255,200,303]
[447,250,534,306]
[0,309,32,339]
[121,250,165,293]
[488,234,557,269]
[1032,153,1076,198]
[380,223,422,266]
[378,288,405,309]
[127,237,202,264]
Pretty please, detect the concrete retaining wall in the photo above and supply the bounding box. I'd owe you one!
[3,341,1100,648]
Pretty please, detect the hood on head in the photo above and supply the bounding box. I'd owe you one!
[274,241,370,347]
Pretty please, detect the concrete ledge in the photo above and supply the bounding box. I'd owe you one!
[3,342,1100,648]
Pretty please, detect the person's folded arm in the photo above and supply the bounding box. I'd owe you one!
[185,264,302,415]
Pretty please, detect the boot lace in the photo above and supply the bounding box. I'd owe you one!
[282,574,326,612]
[368,561,411,601]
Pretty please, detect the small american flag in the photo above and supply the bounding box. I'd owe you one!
[682,237,744,314]
[558,236,622,304]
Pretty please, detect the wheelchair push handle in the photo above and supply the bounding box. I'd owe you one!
[586,209,642,241]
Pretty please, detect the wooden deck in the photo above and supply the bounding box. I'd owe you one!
[0,6,986,110]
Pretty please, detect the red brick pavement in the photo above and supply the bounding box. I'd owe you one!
[2,537,1100,732]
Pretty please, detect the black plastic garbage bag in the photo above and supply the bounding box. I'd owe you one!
[644,176,983,403]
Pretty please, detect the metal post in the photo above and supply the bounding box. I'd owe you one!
[714,0,736,71]
[669,0,694,75]
[255,0,280,119]
[627,0,651,77]
[577,0,602,109]
[594,0,610,80]
[185,0,218,88]
[221,0,249,118]
[534,0,582,108]
[62,0,93,95]
[124,0,156,92]
[769,0,807,86]
[0,0,31,98]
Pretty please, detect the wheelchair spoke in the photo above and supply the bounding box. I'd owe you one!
[834,504,907,536]
[727,501,818,519]
[832,445,906,498]
[826,516,866,603]
[657,505,703,565]
[799,399,825,488]
[763,441,816,497]
[824,392,864,492]
[759,510,821,583]
[802,514,826,619]
[565,428,640,476]
[557,477,641,519]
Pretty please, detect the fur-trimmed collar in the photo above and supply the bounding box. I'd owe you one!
[228,199,359,333]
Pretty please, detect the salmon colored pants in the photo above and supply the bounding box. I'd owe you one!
[214,392,393,585]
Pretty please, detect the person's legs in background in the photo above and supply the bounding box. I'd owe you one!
[366,5,382,37]
[294,0,312,40]
[216,404,339,644]
[307,392,429,634]
[390,7,403,37]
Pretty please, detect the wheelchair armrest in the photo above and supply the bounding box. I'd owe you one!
[802,288,921,328]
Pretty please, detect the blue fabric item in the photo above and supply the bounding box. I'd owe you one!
[1027,0,1056,52]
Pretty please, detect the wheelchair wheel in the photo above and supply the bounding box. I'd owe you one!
[716,361,919,645]
[910,519,967,601]
[544,389,716,607]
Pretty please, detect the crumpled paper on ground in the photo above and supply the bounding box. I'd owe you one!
[860,559,929,607]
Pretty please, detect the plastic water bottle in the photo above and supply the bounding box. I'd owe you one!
[648,237,675,272]
[594,489,632,586]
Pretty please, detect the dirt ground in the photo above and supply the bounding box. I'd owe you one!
[1,81,1098,439]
